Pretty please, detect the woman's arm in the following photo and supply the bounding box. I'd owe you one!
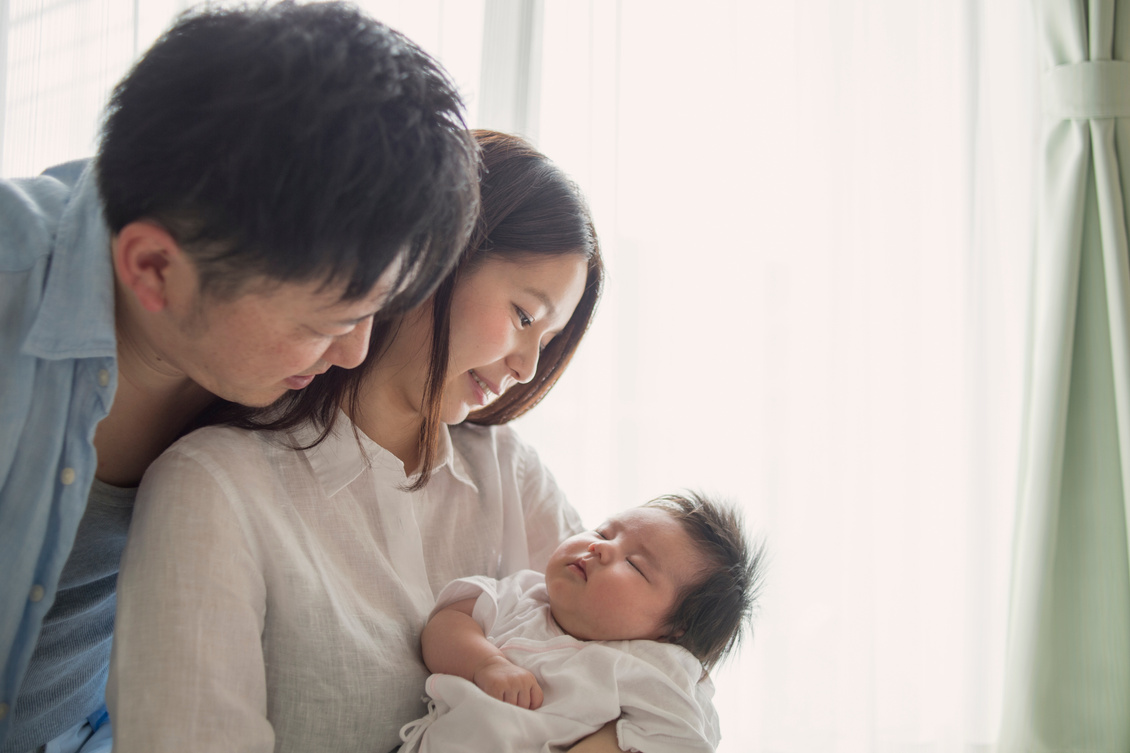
[108,443,274,753]
[567,722,621,753]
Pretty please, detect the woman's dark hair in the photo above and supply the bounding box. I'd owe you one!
[207,130,604,489]
[97,1,479,309]
[647,492,766,672]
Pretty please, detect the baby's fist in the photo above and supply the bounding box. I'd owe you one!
[472,655,544,710]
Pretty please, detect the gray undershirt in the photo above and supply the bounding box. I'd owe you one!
[2,479,136,753]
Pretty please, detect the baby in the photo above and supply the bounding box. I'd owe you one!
[398,492,762,753]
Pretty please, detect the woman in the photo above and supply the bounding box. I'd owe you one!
[108,132,632,752]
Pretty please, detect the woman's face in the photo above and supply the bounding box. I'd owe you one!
[439,253,588,424]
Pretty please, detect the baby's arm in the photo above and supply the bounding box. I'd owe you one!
[421,598,545,710]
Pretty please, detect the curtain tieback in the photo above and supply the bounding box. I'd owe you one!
[1043,60,1130,119]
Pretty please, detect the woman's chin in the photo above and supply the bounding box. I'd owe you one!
[440,404,474,425]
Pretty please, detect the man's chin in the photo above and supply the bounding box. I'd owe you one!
[219,385,289,409]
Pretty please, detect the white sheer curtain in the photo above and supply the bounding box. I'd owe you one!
[0,2,1038,750]
[0,0,484,178]
[512,1,1038,751]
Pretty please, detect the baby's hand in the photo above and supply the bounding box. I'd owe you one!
[472,655,544,710]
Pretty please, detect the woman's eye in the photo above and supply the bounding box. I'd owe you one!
[514,306,533,327]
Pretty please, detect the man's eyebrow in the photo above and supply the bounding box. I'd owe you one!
[319,306,381,326]
[334,312,376,325]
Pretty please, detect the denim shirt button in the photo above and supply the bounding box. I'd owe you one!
[98,368,110,387]
[60,467,76,485]
[29,584,45,602]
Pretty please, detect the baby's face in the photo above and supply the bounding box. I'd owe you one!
[545,506,704,642]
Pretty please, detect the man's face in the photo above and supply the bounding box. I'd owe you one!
[157,272,395,407]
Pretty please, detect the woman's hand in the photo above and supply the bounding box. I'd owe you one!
[472,655,544,710]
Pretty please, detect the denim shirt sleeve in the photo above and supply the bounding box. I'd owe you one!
[0,160,116,747]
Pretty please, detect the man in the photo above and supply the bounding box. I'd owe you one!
[0,3,479,751]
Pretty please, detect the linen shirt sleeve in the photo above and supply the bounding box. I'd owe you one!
[108,443,274,753]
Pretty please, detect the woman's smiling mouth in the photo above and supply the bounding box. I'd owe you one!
[469,370,498,404]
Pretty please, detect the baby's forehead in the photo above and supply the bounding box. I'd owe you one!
[603,505,678,532]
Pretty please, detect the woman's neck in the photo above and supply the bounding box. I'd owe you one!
[347,304,437,475]
[347,366,426,475]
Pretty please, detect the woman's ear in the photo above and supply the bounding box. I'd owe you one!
[112,221,185,313]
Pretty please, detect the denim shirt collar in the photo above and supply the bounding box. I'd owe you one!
[22,160,116,361]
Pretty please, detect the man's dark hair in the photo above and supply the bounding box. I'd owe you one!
[96,0,478,306]
[648,492,766,671]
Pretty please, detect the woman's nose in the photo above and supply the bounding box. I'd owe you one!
[509,338,541,385]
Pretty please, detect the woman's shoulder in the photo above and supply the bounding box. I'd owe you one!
[450,421,534,452]
[153,422,303,480]
[139,423,317,526]
[449,422,545,472]
[167,422,285,455]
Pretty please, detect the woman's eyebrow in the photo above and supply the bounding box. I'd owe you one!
[522,287,556,316]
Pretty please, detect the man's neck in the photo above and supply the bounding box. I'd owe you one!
[93,285,213,487]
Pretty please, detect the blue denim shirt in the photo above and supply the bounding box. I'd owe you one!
[0,160,117,748]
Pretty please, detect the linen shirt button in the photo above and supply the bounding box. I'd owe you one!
[60,468,76,485]
[0,702,8,720]
[98,369,110,387]
[29,585,45,602]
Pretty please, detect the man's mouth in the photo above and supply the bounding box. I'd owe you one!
[285,373,317,390]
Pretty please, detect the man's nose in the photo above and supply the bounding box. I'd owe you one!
[324,317,373,370]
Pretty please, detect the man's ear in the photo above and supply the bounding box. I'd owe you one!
[112,221,186,313]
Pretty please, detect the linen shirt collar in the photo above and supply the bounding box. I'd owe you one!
[299,413,478,498]
[22,160,116,361]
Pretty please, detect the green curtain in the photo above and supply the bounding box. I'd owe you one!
[999,1,1130,750]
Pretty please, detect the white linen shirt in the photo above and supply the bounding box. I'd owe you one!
[107,416,582,753]
[398,571,720,753]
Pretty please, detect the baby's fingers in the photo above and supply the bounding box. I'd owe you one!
[504,686,531,709]
[501,682,543,709]
[529,682,544,710]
